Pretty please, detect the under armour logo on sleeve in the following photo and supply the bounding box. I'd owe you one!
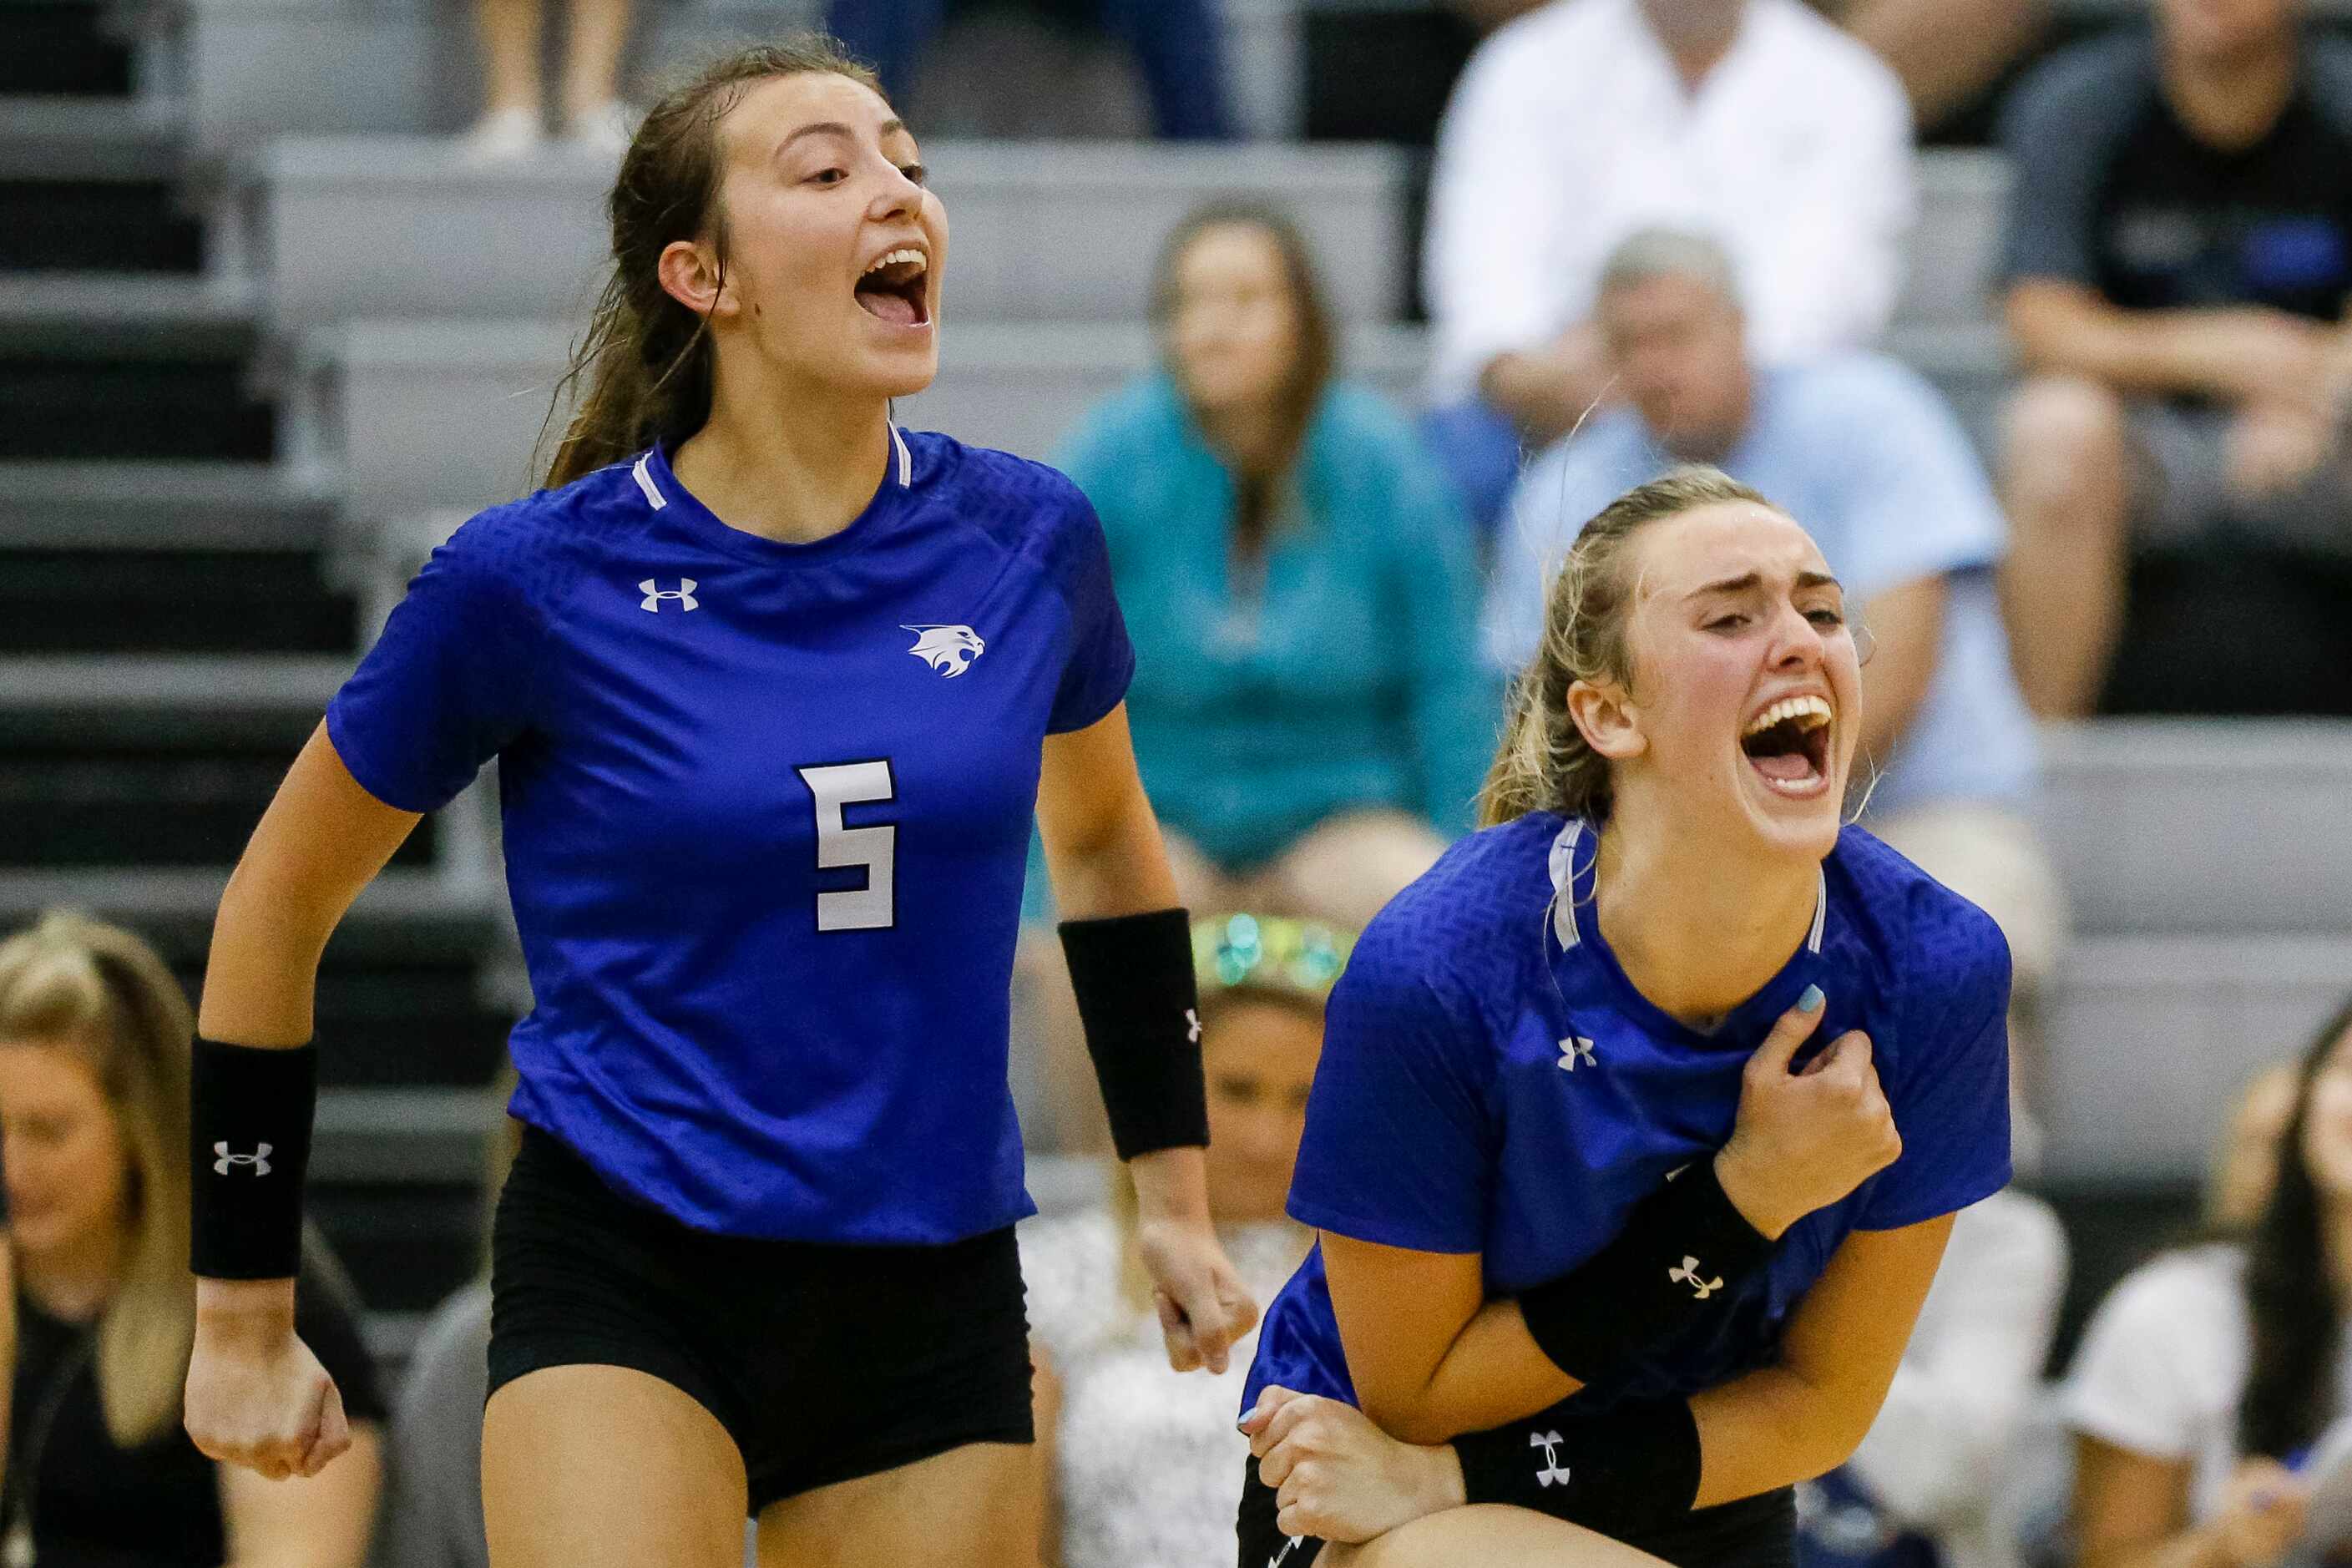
[1186,1009,1202,1044]
[213,1141,273,1176]
[640,579,699,612]
[1669,1256,1724,1299]
[1530,1430,1571,1487]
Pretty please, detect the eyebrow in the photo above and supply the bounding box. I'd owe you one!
[1683,569,1843,601]
[779,119,909,153]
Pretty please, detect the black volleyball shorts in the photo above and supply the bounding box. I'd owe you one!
[488,1125,1034,1512]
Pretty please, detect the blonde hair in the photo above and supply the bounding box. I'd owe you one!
[0,912,196,1446]
[1479,466,1773,827]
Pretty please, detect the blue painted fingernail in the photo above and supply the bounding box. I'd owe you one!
[1798,984,1824,1014]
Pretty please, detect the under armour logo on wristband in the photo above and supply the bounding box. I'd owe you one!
[1186,1009,1202,1044]
[1557,1037,1596,1071]
[1530,1430,1572,1487]
[1669,1256,1723,1299]
[212,1141,273,1176]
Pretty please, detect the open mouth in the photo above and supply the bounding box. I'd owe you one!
[854,247,931,329]
[1739,694,1833,797]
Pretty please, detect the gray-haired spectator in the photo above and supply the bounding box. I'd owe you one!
[1485,227,2064,1148]
[1420,0,1914,530]
[1995,0,2352,719]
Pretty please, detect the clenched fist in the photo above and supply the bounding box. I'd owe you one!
[1713,987,1901,1241]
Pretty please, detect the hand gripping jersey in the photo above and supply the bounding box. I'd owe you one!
[1243,812,2012,1417]
[326,430,1134,1243]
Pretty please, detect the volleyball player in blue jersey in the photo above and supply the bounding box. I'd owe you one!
[176,40,1255,1568]
[1230,468,2014,1568]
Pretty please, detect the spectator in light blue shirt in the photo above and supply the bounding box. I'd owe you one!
[1486,226,2065,1162]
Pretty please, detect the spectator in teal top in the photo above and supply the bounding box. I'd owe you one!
[1055,203,1494,933]
[1018,205,1494,1154]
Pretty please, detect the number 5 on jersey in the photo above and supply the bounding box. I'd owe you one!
[796,761,897,931]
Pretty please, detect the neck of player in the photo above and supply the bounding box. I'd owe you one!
[670,371,896,548]
[1593,809,1819,1026]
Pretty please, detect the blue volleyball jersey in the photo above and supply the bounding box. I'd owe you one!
[325,428,1134,1243]
[1243,812,2012,1417]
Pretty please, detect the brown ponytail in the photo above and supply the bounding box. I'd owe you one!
[539,38,888,488]
[1478,466,1773,827]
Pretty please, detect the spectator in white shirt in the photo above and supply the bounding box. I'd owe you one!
[1798,1190,2068,1568]
[1420,0,1915,535]
[2064,994,2352,1568]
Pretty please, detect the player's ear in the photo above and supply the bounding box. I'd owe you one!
[1567,678,1646,762]
[657,238,736,321]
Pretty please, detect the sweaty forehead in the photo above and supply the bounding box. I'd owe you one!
[1633,502,1829,597]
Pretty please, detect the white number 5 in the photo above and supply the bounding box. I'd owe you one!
[796,761,896,931]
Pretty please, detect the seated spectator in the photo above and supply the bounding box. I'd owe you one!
[1055,201,1493,931]
[1421,0,1914,529]
[0,911,383,1568]
[826,0,1232,139]
[459,0,632,159]
[1796,1189,2068,1568]
[2063,994,2352,1568]
[1486,227,2066,1140]
[1022,913,1346,1568]
[1996,0,2352,719]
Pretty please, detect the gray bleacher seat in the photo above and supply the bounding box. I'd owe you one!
[151,0,827,156]
[230,136,1409,339]
[1895,149,2009,329]
[2042,933,2352,1185]
[292,317,1432,517]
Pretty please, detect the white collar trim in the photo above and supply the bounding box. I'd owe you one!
[631,454,665,511]
[1547,819,1826,956]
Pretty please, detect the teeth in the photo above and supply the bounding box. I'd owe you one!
[1743,695,1833,736]
[862,247,928,276]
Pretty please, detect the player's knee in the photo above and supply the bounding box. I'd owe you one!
[2000,376,2129,519]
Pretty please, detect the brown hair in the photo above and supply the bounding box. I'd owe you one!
[1479,466,1773,827]
[0,912,196,1446]
[1149,201,1338,537]
[541,37,888,488]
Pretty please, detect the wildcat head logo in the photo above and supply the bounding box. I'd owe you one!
[903,625,985,677]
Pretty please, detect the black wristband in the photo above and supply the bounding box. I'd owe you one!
[190,1037,318,1280]
[1515,1158,1772,1384]
[1454,1394,1702,1536]
[1058,908,1209,1161]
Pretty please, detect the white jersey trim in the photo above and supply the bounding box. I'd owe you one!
[631,455,666,511]
[890,424,913,488]
[1545,820,1828,956]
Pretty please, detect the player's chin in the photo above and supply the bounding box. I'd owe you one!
[1733,757,1843,859]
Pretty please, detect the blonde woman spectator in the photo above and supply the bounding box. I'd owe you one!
[2066,996,2352,1568]
[0,912,382,1567]
[1022,913,1348,1568]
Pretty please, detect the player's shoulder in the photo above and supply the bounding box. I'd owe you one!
[1828,824,2012,995]
[422,459,646,615]
[1348,812,1559,1004]
[900,427,1095,543]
